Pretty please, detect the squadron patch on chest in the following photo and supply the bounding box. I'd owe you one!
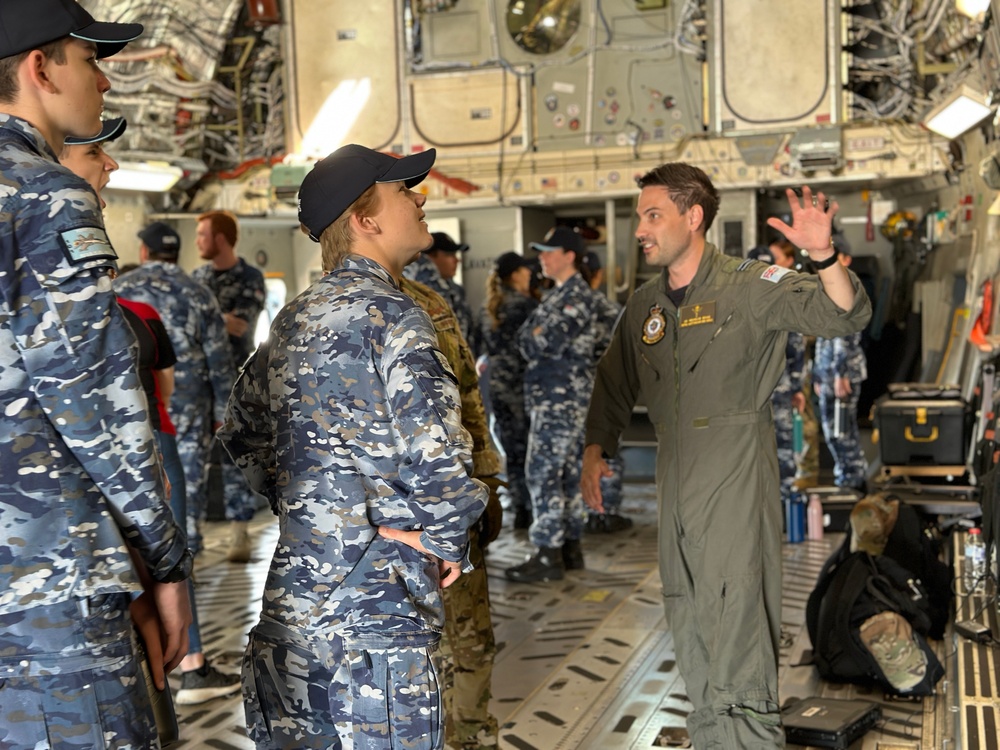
[679,300,716,328]
[58,226,117,265]
[642,304,666,344]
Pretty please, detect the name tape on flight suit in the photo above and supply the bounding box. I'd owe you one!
[679,301,716,328]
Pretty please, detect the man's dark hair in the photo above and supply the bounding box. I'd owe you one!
[0,40,67,104]
[637,162,721,234]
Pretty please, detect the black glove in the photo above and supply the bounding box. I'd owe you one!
[477,475,505,549]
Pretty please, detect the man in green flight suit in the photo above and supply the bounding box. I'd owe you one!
[582,163,871,749]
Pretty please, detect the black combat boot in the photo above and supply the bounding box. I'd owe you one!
[513,506,533,530]
[562,539,584,570]
[505,547,564,582]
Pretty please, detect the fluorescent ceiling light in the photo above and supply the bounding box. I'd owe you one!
[955,0,990,18]
[107,161,183,192]
[922,84,994,140]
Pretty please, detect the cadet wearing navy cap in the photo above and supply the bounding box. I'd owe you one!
[505,226,610,582]
[116,223,235,564]
[220,144,487,750]
[0,3,193,747]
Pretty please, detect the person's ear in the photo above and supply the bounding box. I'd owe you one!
[688,204,705,233]
[22,49,58,94]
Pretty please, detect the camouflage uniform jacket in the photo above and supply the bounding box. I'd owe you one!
[774,331,806,397]
[192,257,265,366]
[404,253,479,355]
[815,331,867,384]
[518,272,601,399]
[115,263,234,424]
[218,255,488,639]
[481,290,538,399]
[0,115,187,614]
[400,277,501,479]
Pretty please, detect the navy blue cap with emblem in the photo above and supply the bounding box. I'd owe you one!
[138,222,181,257]
[530,226,584,256]
[0,0,143,60]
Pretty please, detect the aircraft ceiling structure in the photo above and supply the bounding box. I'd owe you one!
[82,0,285,206]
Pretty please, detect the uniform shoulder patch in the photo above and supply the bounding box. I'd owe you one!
[760,265,792,283]
[736,258,757,272]
[58,226,118,265]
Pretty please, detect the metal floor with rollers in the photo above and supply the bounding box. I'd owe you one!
[168,482,995,750]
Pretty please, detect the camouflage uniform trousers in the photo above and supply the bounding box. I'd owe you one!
[817,383,868,489]
[172,395,215,555]
[219,446,260,522]
[243,619,443,750]
[489,383,530,514]
[0,594,156,750]
[771,393,796,505]
[435,531,498,750]
[525,390,587,548]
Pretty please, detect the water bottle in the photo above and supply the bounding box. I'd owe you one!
[807,493,824,540]
[792,410,804,455]
[785,494,804,544]
[964,527,986,595]
[832,398,848,439]
[136,638,179,746]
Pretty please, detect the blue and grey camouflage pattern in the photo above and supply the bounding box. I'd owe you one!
[192,257,265,367]
[591,289,625,515]
[0,594,156,750]
[405,253,480,355]
[772,331,805,504]
[0,114,186,609]
[219,254,486,743]
[116,262,234,550]
[520,273,608,548]
[481,290,539,515]
[244,619,442,749]
[193,258,266,524]
[815,332,868,488]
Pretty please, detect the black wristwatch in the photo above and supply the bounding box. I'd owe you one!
[811,252,839,270]
[156,548,194,583]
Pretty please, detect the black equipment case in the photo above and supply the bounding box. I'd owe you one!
[873,383,967,467]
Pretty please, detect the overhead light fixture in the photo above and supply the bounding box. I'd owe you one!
[955,0,990,19]
[922,83,994,140]
[107,161,183,192]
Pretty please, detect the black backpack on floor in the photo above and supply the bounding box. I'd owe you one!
[806,540,945,696]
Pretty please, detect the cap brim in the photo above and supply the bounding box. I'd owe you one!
[71,21,144,59]
[64,117,126,146]
[376,149,436,189]
[529,242,562,252]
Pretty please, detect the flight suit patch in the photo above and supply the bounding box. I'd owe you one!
[642,304,666,344]
[760,265,791,283]
[679,301,716,328]
[59,226,117,265]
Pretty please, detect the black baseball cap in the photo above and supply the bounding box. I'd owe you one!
[64,117,126,146]
[138,221,181,257]
[298,144,437,242]
[530,226,584,256]
[426,232,468,254]
[0,0,143,60]
[494,251,531,278]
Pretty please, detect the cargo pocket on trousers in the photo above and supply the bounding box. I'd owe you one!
[715,575,765,687]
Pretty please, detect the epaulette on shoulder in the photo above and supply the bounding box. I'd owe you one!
[736,258,759,273]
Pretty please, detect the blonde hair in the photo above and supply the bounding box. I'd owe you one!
[311,184,381,272]
[485,271,505,330]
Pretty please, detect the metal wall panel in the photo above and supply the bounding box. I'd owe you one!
[709,0,840,133]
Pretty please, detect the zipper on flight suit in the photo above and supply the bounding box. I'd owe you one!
[687,312,735,373]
